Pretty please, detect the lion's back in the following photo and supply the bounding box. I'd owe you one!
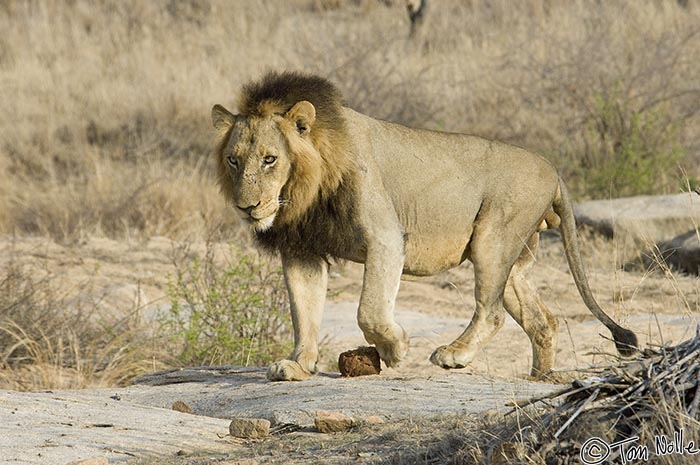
[343,108,560,275]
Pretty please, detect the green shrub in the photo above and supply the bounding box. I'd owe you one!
[573,90,687,198]
[160,244,292,367]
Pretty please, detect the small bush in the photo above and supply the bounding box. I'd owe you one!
[574,90,687,198]
[160,243,292,368]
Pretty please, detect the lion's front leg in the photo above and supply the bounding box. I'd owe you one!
[267,253,327,382]
[357,234,410,368]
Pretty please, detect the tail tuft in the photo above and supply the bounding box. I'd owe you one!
[612,327,638,357]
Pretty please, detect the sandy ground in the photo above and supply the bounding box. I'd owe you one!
[1,233,699,464]
[1,233,698,382]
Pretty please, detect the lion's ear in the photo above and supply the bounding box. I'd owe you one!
[286,101,316,135]
[211,104,237,132]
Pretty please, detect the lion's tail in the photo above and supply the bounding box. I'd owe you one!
[552,178,638,357]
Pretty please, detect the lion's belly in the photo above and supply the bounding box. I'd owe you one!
[400,208,476,276]
[388,176,481,276]
[402,235,472,276]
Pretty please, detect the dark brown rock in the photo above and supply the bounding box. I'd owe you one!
[338,346,381,377]
[171,401,193,414]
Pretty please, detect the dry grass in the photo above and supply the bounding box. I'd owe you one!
[0,236,298,390]
[0,249,164,390]
[1,0,699,242]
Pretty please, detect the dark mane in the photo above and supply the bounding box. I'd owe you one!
[238,71,346,134]
[254,176,366,262]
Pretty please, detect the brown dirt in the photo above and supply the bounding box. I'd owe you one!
[1,234,698,382]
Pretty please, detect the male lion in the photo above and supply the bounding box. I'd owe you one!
[211,71,637,381]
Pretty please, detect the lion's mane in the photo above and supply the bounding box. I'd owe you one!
[220,71,365,261]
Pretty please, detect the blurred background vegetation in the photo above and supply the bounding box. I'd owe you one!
[1,0,698,243]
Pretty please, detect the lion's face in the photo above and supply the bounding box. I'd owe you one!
[212,101,319,232]
[221,117,292,232]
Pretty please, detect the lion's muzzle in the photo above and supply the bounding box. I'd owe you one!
[235,199,279,232]
[236,202,260,217]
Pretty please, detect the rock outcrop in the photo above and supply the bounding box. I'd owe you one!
[0,367,560,464]
[574,192,700,273]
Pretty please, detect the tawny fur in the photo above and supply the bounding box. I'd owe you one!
[211,71,637,382]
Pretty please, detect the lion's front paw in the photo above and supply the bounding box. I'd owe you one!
[429,345,474,369]
[374,326,410,368]
[267,360,313,381]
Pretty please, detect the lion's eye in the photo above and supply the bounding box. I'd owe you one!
[263,155,277,166]
[226,156,238,169]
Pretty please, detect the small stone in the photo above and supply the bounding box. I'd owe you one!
[229,418,270,439]
[338,346,381,377]
[314,410,355,433]
[171,401,193,414]
[363,415,385,425]
[66,458,109,465]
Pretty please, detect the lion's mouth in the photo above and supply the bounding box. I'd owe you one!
[235,199,279,232]
[250,215,276,232]
[247,210,278,232]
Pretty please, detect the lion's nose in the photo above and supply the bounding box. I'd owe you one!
[237,202,260,216]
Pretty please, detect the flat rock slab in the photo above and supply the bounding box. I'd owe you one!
[0,389,234,465]
[127,367,559,426]
[574,193,700,245]
[0,368,560,464]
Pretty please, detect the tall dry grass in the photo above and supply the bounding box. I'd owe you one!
[0,236,292,390]
[1,0,699,242]
[0,252,164,390]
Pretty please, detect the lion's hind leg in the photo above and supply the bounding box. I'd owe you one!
[503,233,558,378]
[429,216,523,370]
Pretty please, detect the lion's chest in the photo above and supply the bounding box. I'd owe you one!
[255,179,367,262]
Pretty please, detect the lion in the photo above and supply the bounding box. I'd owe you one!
[211,71,638,381]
